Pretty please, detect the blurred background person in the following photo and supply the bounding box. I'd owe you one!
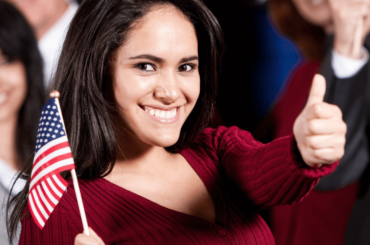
[0,1,44,243]
[255,0,370,244]
[203,0,302,131]
[5,0,79,86]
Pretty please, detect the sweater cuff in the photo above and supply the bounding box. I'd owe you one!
[286,134,339,178]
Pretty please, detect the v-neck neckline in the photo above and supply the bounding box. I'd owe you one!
[100,149,227,228]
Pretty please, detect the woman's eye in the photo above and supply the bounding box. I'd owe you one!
[137,63,155,72]
[178,64,193,72]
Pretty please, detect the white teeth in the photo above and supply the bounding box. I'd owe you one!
[0,93,7,104]
[144,106,177,120]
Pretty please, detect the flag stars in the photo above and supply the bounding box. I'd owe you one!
[53,118,57,121]
[57,124,61,128]
[46,133,50,137]
[45,111,49,114]
[48,128,52,132]
[52,106,56,109]
[52,135,56,139]
[47,105,50,109]
[60,131,65,135]
[54,130,58,134]
[51,123,55,126]
[48,117,51,120]
[50,112,54,115]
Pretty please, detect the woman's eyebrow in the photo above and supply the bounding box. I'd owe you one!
[129,54,199,64]
[180,56,199,63]
[129,54,163,63]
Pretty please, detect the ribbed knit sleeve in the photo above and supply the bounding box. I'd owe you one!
[19,204,79,245]
[189,126,338,208]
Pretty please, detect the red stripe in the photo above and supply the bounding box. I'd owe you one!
[31,153,73,182]
[44,177,61,202]
[29,193,46,229]
[30,164,75,193]
[33,141,69,166]
[55,174,68,188]
[51,175,64,194]
[40,183,56,210]
[35,187,51,216]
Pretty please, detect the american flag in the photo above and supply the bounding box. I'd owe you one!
[28,98,75,229]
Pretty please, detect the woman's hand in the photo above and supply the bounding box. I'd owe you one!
[293,74,347,168]
[329,0,370,58]
[75,228,105,245]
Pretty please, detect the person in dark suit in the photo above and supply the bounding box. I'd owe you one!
[256,0,370,244]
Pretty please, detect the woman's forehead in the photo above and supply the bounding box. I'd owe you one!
[118,6,198,60]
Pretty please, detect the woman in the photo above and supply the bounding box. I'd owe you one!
[8,0,346,244]
[257,0,370,244]
[0,1,44,244]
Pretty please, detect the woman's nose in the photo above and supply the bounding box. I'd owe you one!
[154,75,181,104]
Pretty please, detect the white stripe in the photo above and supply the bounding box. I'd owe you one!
[52,175,66,192]
[29,193,45,227]
[31,147,71,176]
[32,189,49,220]
[47,177,62,198]
[41,181,57,205]
[37,185,53,213]
[30,158,74,190]
[33,136,68,163]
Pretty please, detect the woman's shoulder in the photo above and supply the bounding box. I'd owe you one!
[190,126,262,150]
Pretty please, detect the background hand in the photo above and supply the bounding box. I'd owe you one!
[75,228,105,245]
[329,0,370,58]
[293,74,346,167]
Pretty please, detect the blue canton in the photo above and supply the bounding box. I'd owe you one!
[35,98,66,154]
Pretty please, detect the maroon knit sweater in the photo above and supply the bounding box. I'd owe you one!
[19,126,337,245]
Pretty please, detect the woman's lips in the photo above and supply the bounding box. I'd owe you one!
[143,106,179,123]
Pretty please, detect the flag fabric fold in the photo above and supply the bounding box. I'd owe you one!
[28,98,75,229]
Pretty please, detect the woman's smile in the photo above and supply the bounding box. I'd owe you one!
[143,105,179,123]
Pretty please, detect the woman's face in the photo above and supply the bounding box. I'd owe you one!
[0,51,27,124]
[293,0,332,28]
[111,6,200,148]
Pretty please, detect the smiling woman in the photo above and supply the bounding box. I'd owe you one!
[8,0,347,245]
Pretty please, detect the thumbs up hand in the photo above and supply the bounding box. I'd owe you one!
[293,74,347,168]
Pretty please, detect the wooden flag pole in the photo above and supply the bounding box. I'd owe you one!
[50,90,90,236]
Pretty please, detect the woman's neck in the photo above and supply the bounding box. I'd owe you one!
[0,116,18,170]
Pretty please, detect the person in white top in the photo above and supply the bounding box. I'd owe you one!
[0,1,45,244]
[6,0,79,86]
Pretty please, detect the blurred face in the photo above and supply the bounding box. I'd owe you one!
[0,51,27,123]
[293,0,332,28]
[111,5,200,148]
[6,0,67,38]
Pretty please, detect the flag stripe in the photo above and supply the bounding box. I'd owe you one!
[29,193,45,228]
[47,177,62,198]
[53,174,66,192]
[37,185,53,213]
[30,159,74,190]
[41,181,58,205]
[33,136,68,163]
[31,153,73,182]
[32,189,49,220]
[32,146,71,176]
[40,183,56,209]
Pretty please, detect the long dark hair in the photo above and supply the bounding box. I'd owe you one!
[8,0,224,243]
